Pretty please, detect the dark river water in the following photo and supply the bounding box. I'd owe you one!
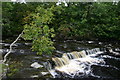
[1,39,120,80]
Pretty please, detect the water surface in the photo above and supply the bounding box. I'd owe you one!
[1,40,120,80]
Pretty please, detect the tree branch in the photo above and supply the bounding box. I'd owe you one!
[3,31,23,63]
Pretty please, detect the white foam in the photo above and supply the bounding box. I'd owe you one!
[49,51,105,78]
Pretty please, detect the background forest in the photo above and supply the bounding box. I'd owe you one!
[2,2,120,41]
[2,2,120,54]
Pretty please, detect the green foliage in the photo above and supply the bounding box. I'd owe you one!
[51,2,120,40]
[7,61,22,77]
[22,5,55,55]
[2,2,120,55]
[2,2,40,37]
[89,3,120,40]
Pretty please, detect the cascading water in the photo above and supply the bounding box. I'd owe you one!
[46,48,107,78]
[2,40,120,79]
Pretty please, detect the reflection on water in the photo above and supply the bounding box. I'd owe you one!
[1,40,120,80]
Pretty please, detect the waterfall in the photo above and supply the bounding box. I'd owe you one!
[94,48,100,52]
[71,51,81,59]
[52,57,65,67]
[51,48,101,68]
[62,53,70,64]
[66,53,74,59]
[47,48,104,78]
[80,50,87,57]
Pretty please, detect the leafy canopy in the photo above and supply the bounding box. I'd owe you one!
[22,5,55,55]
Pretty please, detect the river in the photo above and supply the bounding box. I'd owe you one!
[1,39,120,80]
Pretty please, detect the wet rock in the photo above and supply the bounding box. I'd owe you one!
[106,47,120,57]
[41,72,49,76]
[4,44,10,47]
[0,49,3,53]
[63,44,67,48]
[0,43,5,46]
[15,43,24,46]
[98,42,102,45]
[56,50,64,54]
[25,43,32,46]
[114,48,120,53]
[31,75,38,78]
[4,43,18,47]
[20,50,24,54]
[88,41,94,44]
[111,52,120,56]
[31,62,43,69]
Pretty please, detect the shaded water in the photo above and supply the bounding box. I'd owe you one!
[1,39,120,80]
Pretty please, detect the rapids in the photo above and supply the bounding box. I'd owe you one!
[1,40,120,79]
[47,48,106,78]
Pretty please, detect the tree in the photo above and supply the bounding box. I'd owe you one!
[22,4,55,55]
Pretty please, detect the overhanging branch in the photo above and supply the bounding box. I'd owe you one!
[3,31,23,63]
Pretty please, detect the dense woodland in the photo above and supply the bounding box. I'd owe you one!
[2,2,120,54]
